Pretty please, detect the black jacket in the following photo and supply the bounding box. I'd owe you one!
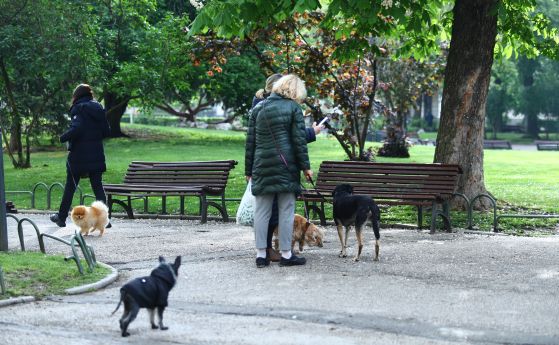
[121,264,177,308]
[60,96,110,175]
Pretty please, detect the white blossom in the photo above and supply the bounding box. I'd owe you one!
[189,0,204,10]
[381,0,393,9]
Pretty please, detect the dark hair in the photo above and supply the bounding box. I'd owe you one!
[72,84,93,104]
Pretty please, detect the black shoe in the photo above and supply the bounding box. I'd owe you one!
[255,257,270,268]
[106,222,112,228]
[279,255,306,267]
[50,214,66,227]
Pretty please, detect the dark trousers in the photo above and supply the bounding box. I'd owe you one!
[266,195,279,249]
[58,169,106,220]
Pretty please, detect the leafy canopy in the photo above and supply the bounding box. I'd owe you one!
[191,0,559,60]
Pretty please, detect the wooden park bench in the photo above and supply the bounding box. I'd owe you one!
[103,160,237,223]
[299,161,462,233]
[483,140,512,150]
[534,140,559,151]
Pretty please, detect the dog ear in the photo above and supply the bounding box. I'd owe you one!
[174,256,182,267]
[159,256,165,263]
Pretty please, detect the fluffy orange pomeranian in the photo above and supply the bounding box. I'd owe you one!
[70,201,109,236]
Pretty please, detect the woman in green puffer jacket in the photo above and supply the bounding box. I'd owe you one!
[245,74,313,268]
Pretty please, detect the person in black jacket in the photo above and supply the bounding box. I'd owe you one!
[251,74,324,263]
[50,84,111,227]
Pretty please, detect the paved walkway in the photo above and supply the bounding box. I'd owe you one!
[1,214,559,345]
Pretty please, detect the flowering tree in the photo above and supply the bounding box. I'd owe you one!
[191,12,418,160]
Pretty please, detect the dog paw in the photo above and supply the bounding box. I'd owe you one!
[151,324,159,329]
[122,332,130,337]
[373,257,379,262]
[353,257,360,262]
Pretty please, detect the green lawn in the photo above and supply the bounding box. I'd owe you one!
[3,123,559,233]
[0,251,110,299]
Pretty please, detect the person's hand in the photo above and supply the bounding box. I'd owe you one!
[245,176,251,182]
[303,169,313,182]
[312,122,324,135]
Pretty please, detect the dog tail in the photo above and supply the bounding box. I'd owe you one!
[370,201,380,221]
[91,200,109,213]
[111,290,125,315]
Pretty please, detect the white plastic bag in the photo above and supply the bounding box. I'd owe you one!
[236,181,256,226]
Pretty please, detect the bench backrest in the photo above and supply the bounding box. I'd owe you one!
[314,161,462,201]
[534,141,559,150]
[124,160,238,191]
[483,140,511,149]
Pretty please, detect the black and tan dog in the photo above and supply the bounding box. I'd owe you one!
[112,256,182,337]
[332,184,381,262]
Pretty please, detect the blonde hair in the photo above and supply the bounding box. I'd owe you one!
[255,73,283,99]
[271,74,307,104]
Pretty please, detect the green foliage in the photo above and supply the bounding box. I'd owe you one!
[496,0,559,59]
[486,59,520,137]
[0,252,109,299]
[84,0,157,96]
[0,0,96,168]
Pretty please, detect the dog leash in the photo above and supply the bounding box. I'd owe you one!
[301,176,332,205]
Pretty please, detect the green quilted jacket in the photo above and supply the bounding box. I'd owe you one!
[245,93,311,196]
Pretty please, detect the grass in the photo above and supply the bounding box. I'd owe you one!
[3,123,559,234]
[0,251,110,299]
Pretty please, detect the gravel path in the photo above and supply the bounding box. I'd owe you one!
[1,214,559,345]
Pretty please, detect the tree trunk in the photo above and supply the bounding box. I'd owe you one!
[104,92,129,138]
[434,0,499,209]
[525,111,539,139]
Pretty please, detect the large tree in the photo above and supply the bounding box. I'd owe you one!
[0,0,96,168]
[83,0,158,137]
[191,0,559,205]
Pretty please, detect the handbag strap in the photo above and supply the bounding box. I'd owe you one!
[259,100,313,222]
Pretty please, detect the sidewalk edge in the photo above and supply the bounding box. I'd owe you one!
[65,262,118,295]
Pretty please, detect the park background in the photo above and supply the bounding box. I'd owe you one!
[1,0,559,234]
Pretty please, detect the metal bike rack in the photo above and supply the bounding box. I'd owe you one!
[5,214,96,275]
[7,182,83,210]
[467,193,497,232]
[0,266,6,295]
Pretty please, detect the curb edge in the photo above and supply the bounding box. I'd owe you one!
[65,262,119,295]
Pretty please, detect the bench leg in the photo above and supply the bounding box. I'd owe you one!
[180,196,185,215]
[162,196,167,214]
[200,194,208,224]
[417,206,423,230]
[430,202,437,234]
[220,194,229,222]
[143,197,148,213]
[443,201,452,232]
[111,199,134,219]
[108,194,113,218]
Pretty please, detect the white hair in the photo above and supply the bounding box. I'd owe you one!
[271,74,307,104]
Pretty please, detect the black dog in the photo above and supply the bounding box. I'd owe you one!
[112,256,182,337]
[332,184,381,262]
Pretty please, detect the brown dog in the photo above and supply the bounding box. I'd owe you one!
[70,201,109,236]
[273,214,324,253]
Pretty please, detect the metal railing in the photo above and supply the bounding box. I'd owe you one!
[6,182,93,209]
[5,214,96,275]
